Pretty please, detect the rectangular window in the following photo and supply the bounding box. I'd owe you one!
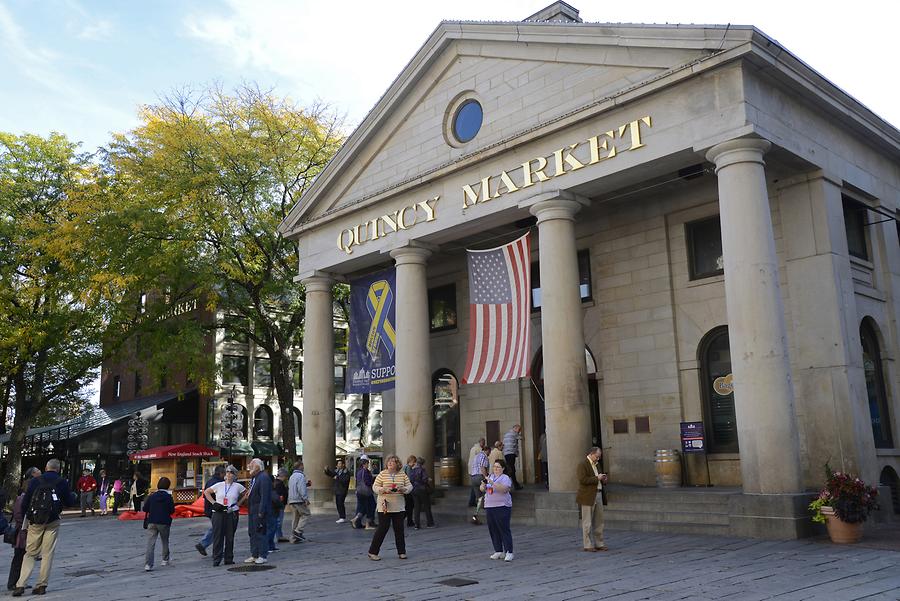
[635,416,651,433]
[428,283,458,332]
[613,419,629,434]
[531,249,592,311]
[222,355,249,386]
[843,196,869,260]
[292,360,303,391]
[686,216,724,280]
[254,358,272,389]
[223,315,250,344]
[113,376,121,402]
[334,365,346,392]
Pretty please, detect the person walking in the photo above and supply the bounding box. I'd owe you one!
[469,442,489,525]
[244,458,272,564]
[410,457,434,529]
[142,477,176,571]
[366,455,412,561]
[13,458,77,597]
[576,446,608,552]
[324,459,351,523]
[488,441,504,466]
[203,465,246,566]
[502,425,524,490]
[351,457,376,530]
[112,475,127,515]
[76,469,97,517]
[287,462,310,543]
[467,438,486,509]
[481,459,514,562]
[402,455,416,527]
[268,468,288,550]
[7,467,39,591]
[196,465,225,557]
[96,470,111,516]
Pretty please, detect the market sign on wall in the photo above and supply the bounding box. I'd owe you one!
[335,115,653,255]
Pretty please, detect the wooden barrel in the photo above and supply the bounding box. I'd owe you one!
[438,457,460,488]
[654,449,682,488]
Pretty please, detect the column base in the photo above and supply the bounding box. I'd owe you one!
[727,493,818,539]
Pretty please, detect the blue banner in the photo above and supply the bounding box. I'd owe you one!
[346,268,396,393]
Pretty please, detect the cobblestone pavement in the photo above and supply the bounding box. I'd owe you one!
[3,511,899,601]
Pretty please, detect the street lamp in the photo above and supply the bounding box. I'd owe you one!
[127,412,149,453]
[219,385,243,460]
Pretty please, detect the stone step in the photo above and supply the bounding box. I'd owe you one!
[607,490,737,505]
[606,500,729,514]
[604,508,730,526]
[604,519,732,537]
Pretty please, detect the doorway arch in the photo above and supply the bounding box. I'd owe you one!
[432,369,461,461]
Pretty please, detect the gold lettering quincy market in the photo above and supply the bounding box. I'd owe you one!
[337,197,439,254]
[462,116,651,208]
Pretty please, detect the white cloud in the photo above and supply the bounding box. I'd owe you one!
[76,19,113,41]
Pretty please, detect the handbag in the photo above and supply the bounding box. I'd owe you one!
[356,473,373,497]
[4,527,17,545]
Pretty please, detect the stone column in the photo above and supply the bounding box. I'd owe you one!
[301,275,335,502]
[529,198,592,493]
[389,246,434,471]
[706,138,802,494]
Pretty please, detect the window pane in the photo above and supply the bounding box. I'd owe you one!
[370,410,383,441]
[349,409,362,441]
[453,100,483,143]
[334,365,346,392]
[702,330,738,453]
[843,198,869,260]
[687,217,724,280]
[428,284,458,331]
[254,358,272,388]
[222,355,248,386]
[530,250,590,311]
[335,410,346,439]
[861,323,894,448]
[223,316,249,343]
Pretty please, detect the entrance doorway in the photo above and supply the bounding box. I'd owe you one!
[530,346,601,484]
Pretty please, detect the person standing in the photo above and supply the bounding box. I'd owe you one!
[13,458,77,597]
[576,447,608,552]
[142,477,176,571]
[269,468,288,550]
[77,469,97,517]
[410,457,434,529]
[352,457,376,530]
[113,474,128,515]
[244,458,272,564]
[402,455,416,527]
[502,425,524,490]
[366,455,412,561]
[469,442,489,525]
[96,470,111,516]
[481,459,514,562]
[196,465,225,557]
[466,438,485,508]
[132,472,149,511]
[488,441,504,466]
[287,462,310,543]
[7,467,39,591]
[203,465,246,567]
[324,459,351,523]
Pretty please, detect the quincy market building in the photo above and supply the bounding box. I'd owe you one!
[279,3,900,537]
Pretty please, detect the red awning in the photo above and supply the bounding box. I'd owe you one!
[128,444,220,460]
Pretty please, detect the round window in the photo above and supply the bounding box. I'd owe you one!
[452,99,483,144]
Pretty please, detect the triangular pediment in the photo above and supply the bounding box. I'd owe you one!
[280,20,758,233]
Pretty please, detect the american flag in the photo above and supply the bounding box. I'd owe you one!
[463,232,531,384]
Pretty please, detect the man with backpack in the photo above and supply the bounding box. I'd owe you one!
[13,458,76,597]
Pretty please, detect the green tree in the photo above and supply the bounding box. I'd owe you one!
[109,86,343,459]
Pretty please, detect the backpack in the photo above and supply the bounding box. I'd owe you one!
[27,476,57,525]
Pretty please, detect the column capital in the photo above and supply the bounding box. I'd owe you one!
[528,198,584,224]
[705,138,771,173]
[300,273,335,293]
[389,244,433,266]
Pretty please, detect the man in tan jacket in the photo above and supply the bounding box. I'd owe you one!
[575,447,608,551]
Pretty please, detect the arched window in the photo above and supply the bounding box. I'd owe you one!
[335,409,346,440]
[253,405,273,438]
[879,466,900,515]
[349,409,363,441]
[699,326,738,453]
[433,369,461,459]
[370,410,383,442]
[291,408,302,441]
[860,319,894,448]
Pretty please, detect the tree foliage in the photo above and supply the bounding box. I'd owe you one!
[108,86,344,457]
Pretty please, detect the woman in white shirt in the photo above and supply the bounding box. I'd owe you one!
[203,465,247,566]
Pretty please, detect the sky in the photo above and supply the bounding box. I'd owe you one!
[1,0,899,153]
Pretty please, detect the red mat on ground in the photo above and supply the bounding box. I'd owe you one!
[116,497,248,520]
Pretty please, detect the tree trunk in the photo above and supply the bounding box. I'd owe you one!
[0,375,10,435]
[358,393,370,448]
[271,351,297,461]
[2,376,31,505]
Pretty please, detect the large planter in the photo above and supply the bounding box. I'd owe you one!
[821,506,863,544]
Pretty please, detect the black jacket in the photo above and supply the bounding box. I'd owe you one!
[22,472,76,524]
[203,475,224,517]
[325,467,351,495]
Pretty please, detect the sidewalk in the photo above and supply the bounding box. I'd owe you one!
[4,512,899,600]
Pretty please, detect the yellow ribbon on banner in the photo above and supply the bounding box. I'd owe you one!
[366,280,396,358]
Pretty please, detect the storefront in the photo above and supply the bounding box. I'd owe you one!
[128,444,220,503]
[278,3,900,536]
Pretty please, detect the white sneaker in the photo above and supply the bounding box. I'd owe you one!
[144,564,152,572]
[161,560,170,566]
[335,518,346,523]
[504,552,514,562]
[490,551,504,560]
[254,557,268,564]
[244,556,257,564]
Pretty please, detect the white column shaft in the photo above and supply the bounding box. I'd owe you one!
[301,276,335,494]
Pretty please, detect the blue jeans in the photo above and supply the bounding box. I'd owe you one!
[486,506,513,553]
[199,518,214,548]
[248,514,269,559]
[267,512,281,550]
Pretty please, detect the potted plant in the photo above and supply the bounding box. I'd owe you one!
[809,464,879,544]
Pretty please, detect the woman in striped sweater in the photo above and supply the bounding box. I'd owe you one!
[367,455,413,560]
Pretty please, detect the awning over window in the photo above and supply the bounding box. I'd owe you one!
[220,440,254,456]
[251,441,282,456]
